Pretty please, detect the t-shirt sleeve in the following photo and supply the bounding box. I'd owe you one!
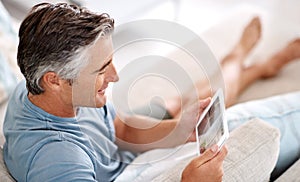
[27,141,96,182]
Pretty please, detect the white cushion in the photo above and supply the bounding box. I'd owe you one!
[0,148,15,182]
[223,118,280,181]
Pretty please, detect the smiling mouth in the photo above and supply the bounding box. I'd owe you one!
[98,89,105,95]
[98,84,108,95]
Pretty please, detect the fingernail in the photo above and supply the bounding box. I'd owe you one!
[211,145,218,153]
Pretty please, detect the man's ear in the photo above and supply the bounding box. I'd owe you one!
[41,72,61,92]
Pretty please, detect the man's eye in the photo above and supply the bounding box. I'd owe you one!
[98,70,106,75]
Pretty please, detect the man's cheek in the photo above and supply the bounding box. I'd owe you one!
[72,75,98,107]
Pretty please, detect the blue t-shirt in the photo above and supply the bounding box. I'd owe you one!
[3,81,136,182]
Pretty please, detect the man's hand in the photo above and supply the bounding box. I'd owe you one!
[179,98,211,143]
[181,145,228,182]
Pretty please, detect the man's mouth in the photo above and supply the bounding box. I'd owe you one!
[98,89,106,95]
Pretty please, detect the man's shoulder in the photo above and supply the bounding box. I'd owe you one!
[36,140,93,162]
[4,136,93,181]
[27,141,95,181]
[6,80,27,110]
[12,80,26,96]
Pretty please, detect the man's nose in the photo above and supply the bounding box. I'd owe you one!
[105,63,119,82]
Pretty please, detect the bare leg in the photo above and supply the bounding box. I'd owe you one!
[166,18,300,115]
[238,38,300,96]
[166,17,262,115]
[220,17,262,106]
[259,39,300,78]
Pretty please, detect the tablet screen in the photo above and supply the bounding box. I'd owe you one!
[197,93,226,154]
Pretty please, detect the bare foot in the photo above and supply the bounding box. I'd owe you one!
[235,16,262,57]
[260,38,300,78]
[280,39,300,60]
[221,16,262,66]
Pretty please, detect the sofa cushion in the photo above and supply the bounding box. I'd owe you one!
[275,159,300,182]
[222,118,280,181]
[0,148,15,182]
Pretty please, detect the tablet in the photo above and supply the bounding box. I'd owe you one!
[196,88,229,155]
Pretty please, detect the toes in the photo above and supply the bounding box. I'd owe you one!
[245,16,262,37]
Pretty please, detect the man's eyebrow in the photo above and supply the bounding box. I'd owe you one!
[92,59,112,74]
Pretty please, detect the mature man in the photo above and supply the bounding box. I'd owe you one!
[3,3,227,181]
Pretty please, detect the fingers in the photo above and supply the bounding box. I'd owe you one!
[182,145,227,182]
[186,129,196,142]
[191,144,228,168]
[182,97,211,116]
[192,145,219,168]
[199,97,211,110]
[212,145,228,164]
[209,146,228,180]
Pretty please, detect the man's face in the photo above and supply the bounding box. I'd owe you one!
[71,36,119,108]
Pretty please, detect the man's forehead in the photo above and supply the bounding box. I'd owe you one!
[96,35,113,49]
[87,36,113,66]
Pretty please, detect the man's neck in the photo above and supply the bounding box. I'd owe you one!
[28,92,77,118]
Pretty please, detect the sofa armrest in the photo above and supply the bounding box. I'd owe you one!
[275,159,300,182]
[151,118,280,182]
[223,118,280,181]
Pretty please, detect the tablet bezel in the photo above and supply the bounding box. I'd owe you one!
[195,88,229,155]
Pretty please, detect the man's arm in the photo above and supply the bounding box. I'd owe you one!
[114,98,210,152]
[115,115,176,145]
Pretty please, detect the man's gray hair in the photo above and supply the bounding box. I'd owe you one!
[17,3,114,95]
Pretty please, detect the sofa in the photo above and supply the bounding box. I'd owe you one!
[0,1,300,181]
